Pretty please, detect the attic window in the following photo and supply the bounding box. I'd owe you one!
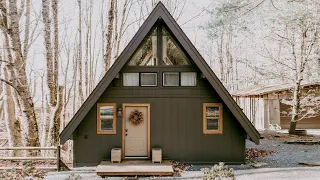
[97,103,116,134]
[127,24,190,66]
[203,103,223,134]
[128,28,158,66]
[162,27,189,65]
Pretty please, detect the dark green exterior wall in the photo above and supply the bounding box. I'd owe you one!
[72,67,246,167]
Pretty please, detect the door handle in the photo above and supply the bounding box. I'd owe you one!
[125,129,128,132]
[125,133,128,136]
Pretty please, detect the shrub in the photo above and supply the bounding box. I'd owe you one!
[201,162,236,180]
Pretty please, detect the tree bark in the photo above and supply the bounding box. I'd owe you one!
[289,79,302,134]
[1,63,22,156]
[77,0,84,103]
[48,86,63,146]
[104,0,115,71]
[288,121,297,134]
[42,0,57,107]
[0,0,40,152]
[42,0,62,146]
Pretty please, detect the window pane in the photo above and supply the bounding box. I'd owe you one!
[181,72,197,86]
[101,119,113,131]
[128,28,157,66]
[163,72,179,86]
[206,119,219,130]
[206,106,220,118]
[123,73,139,86]
[141,73,157,86]
[100,106,114,119]
[162,28,189,65]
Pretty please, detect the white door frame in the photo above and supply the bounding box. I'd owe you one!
[122,103,150,159]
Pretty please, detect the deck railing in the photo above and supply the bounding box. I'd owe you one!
[0,146,68,171]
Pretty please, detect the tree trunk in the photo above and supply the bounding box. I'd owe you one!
[104,0,115,71]
[288,121,297,134]
[289,80,302,134]
[1,65,22,156]
[48,86,63,146]
[42,0,62,147]
[217,33,224,83]
[0,0,40,152]
[77,0,84,103]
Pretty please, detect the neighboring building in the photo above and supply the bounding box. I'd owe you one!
[60,2,260,167]
[232,82,320,130]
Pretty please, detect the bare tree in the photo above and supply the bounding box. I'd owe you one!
[0,0,40,152]
[104,0,115,71]
[0,52,22,156]
[41,0,63,146]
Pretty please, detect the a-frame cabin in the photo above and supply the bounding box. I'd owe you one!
[60,2,260,167]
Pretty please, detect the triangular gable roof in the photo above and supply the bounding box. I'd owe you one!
[60,2,260,144]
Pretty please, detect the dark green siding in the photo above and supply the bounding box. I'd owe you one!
[73,67,246,166]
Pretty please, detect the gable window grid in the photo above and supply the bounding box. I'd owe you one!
[203,103,223,134]
[97,103,116,134]
[127,23,191,66]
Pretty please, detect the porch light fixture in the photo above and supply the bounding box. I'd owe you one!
[117,107,122,117]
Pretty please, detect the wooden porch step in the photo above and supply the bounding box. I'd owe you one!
[96,160,174,176]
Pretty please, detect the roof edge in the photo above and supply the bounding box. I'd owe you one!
[59,2,260,145]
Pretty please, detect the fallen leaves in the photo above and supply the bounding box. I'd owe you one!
[170,160,190,175]
[246,148,276,160]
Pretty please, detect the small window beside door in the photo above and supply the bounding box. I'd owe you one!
[97,103,116,134]
[163,72,197,86]
[203,103,223,134]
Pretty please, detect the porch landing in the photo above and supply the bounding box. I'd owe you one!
[95,160,174,176]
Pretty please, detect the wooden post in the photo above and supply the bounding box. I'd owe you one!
[57,145,61,171]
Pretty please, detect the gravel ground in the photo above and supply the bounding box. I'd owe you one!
[245,138,320,168]
[188,135,320,171]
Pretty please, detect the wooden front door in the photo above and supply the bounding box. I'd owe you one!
[123,104,150,158]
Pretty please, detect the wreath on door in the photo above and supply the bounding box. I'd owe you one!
[128,109,144,125]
